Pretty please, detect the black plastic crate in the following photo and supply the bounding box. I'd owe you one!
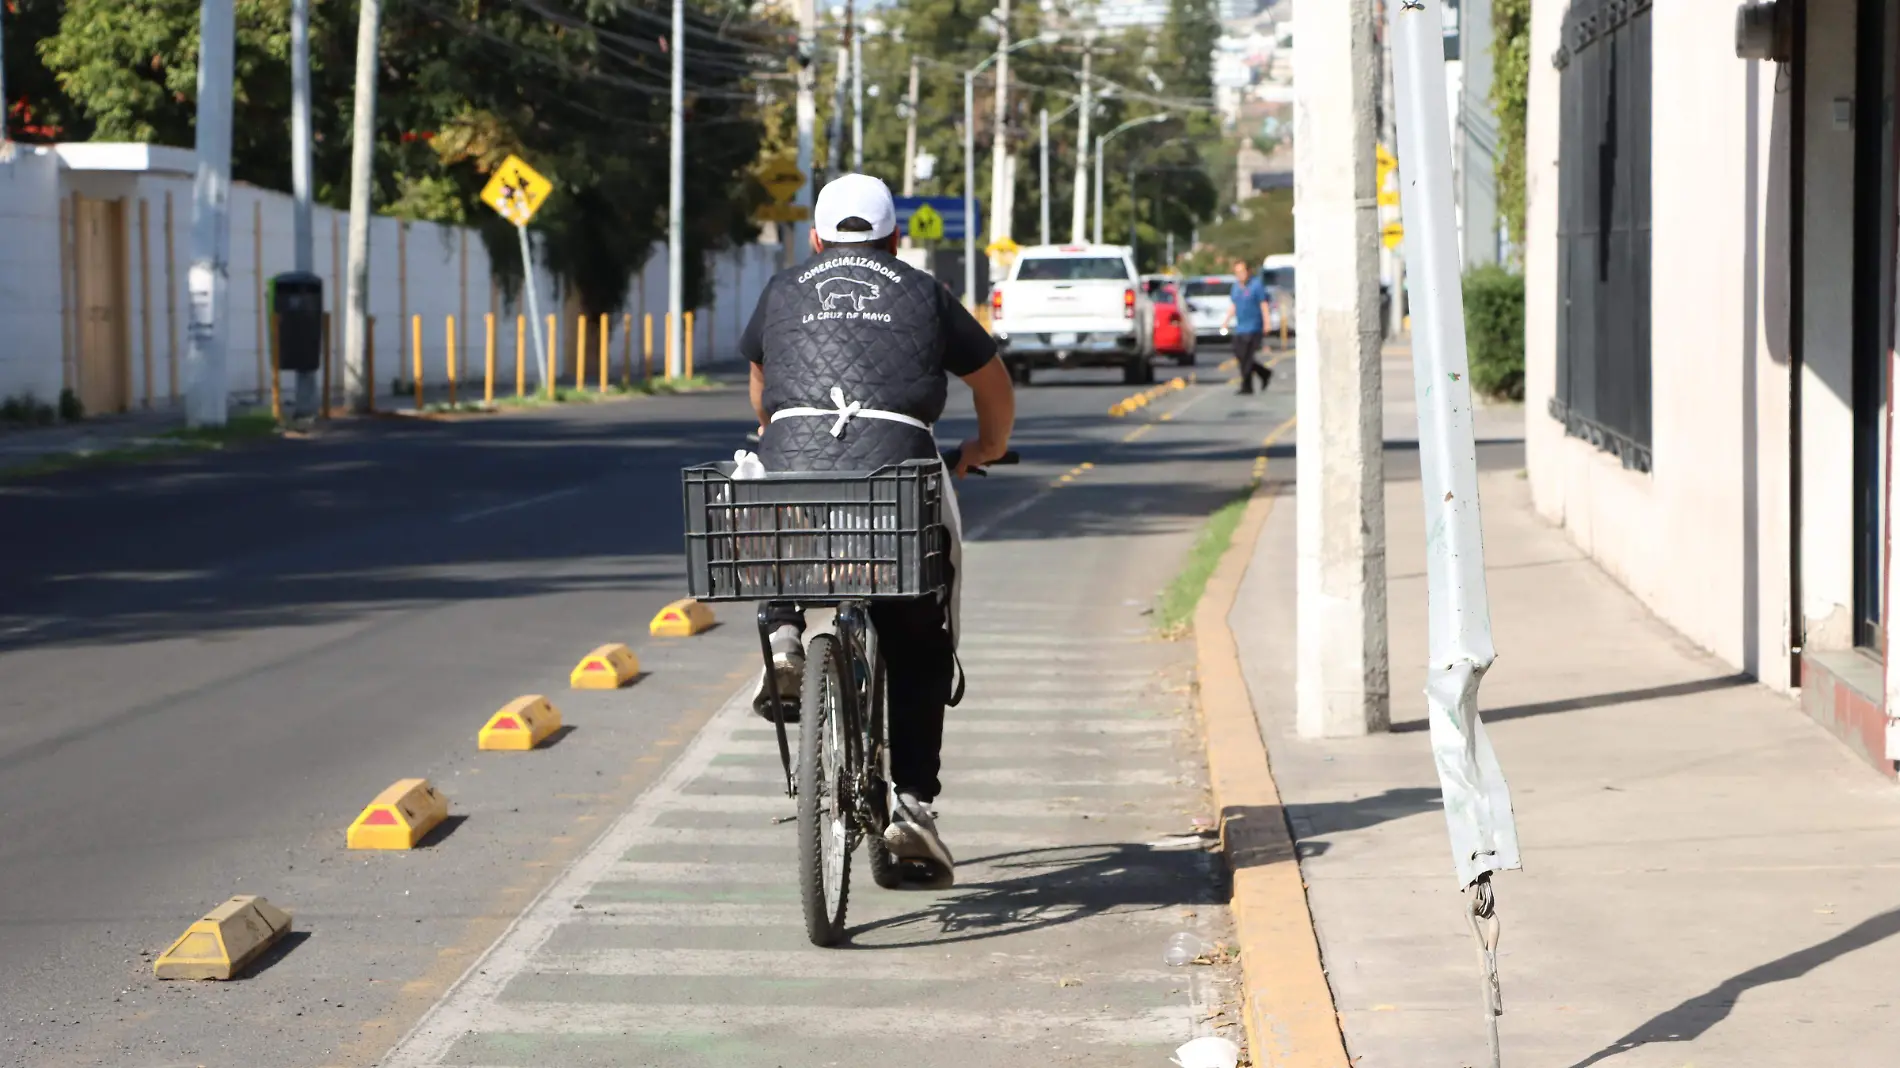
[681,460,949,602]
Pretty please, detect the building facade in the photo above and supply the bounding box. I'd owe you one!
[1522,0,1900,775]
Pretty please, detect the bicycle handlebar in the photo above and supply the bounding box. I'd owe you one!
[941,449,1020,476]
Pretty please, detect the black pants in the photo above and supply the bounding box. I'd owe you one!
[763,589,955,803]
[1233,332,1271,393]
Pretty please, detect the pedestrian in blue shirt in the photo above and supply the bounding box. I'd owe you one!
[1221,260,1273,395]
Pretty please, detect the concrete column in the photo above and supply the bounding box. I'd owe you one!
[1293,0,1390,737]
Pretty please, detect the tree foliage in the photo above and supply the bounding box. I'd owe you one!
[30,0,774,313]
[1490,0,1530,253]
[1176,189,1291,275]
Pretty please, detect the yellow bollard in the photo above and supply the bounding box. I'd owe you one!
[366,315,377,414]
[685,310,695,379]
[514,315,525,398]
[598,313,609,392]
[411,314,423,410]
[621,313,633,387]
[643,313,654,382]
[320,311,332,419]
[484,313,496,405]
[545,314,557,398]
[574,314,587,391]
[445,315,458,405]
[664,314,674,381]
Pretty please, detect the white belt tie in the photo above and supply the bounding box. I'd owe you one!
[772,386,932,437]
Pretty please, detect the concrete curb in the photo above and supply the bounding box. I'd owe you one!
[1194,488,1350,1068]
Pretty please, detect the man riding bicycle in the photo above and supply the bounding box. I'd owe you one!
[738,173,1016,883]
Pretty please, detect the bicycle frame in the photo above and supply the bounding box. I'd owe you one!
[754,601,886,825]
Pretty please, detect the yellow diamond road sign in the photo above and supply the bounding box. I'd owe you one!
[1381,220,1404,249]
[909,203,944,242]
[760,157,805,204]
[481,154,553,226]
[756,203,811,223]
[986,236,1020,259]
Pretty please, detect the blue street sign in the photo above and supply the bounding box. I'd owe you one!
[892,196,981,243]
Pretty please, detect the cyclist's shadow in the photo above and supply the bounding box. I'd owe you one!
[841,840,1222,949]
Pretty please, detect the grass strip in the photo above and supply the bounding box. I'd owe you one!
[2,411,284,480]
[1155,483,1257,637]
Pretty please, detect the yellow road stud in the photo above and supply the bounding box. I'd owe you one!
[480,695,562,751]
[570,643,641,689]
[153,895,292,980]
[649,598,716,637]
[347,778,449,850]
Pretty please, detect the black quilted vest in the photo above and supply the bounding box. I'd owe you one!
[754,248,950,472]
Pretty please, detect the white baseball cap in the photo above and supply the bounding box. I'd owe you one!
[813,173,897,242]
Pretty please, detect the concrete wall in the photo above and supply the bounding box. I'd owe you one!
[1525,1,1798,690]
[0,149,68,404]
[0,146,780,409]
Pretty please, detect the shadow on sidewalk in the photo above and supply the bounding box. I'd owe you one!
[841,841,1220,949]
[1565,906,1900,1068]
[1389,674,1755,734]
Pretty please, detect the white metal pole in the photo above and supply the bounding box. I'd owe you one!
[1039,108,1050,247]
[963,71,977,306]
[989,0,1013,248]
[184,0,237,428]
[1070,46,1091,243]
[517,224,547,389]
[1293,0,1388,737]
[903,55,920,198]
[288,0,317,417]
[851,13,863,171]
[1391,4,1521,1063]
[793,0,817,263]
[1093,134,1103,245]
[667,0,686,379]
[827,4,848,176]
[341,0,382,413]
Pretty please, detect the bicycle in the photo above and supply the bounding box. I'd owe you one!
[680,447,1016,946]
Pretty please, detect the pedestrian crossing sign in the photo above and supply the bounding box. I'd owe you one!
[481,155,554,227]
[909,203,945,242]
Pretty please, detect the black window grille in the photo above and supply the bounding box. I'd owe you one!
[1550,0,1653,472]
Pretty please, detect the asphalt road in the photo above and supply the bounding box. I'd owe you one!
[0,345,1292,1067]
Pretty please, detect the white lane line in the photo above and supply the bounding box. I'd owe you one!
[450,485,584,524]
[730,718,1174,735]
[456,1001,1195,1045]
[713,739,1168,759]
[654,794,1123,816]
[378,687,750,1068]
[694,764,1182,787]
[534,948,1178,984]
[572,901,1195,929]
[618,826,1128,849]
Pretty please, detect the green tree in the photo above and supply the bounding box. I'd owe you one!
[3,0,89,141]
[1491,0,1530,252]
[1178,190,1292,275]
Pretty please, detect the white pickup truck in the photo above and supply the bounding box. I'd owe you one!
[988,244,1156,385]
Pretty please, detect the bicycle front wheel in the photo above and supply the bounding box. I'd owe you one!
[797,633,852,946]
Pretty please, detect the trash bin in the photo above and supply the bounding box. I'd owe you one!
[269,272,324,374]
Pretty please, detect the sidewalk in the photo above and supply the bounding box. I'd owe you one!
[1229,352,1900,1066]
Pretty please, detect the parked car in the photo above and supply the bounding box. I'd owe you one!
[1181,275,1237,342]
[1140,276,1197,366]
[990,244,1156,386]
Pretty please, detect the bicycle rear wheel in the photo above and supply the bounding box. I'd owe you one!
[797,633,852,946]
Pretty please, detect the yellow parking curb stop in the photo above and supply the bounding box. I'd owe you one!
[649,597,716,637]
[153,895,292,980]
[570,643,641,689]
[479,695,562,751]
[347,778,449,850]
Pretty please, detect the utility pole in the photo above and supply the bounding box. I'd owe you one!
[988,0,1013,251]
[341,0,382,413]
[792,0,817,263]
[851,8,863,171]
[1070,40,1093,243]
[0,0,14,160]
[1038,108,1050,246]
[184,0,237,427]
[1381,17,1406,339]
[1292,0,1389,737]
[288,0,316,418]
[903,55,920,198]
[666,0,685,378]
[826,1,849,178]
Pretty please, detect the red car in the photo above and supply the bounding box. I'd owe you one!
[1141,277,1198,366]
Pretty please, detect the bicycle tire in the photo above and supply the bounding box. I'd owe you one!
[797,633,852,946]
[861,638,904,890]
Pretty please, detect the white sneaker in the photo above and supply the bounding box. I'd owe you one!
[884,792,955,879]
[751,625,805,722]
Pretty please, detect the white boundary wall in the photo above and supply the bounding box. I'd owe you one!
[0,144,779,409]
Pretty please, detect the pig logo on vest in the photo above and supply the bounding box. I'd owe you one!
[815,276,882,312]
